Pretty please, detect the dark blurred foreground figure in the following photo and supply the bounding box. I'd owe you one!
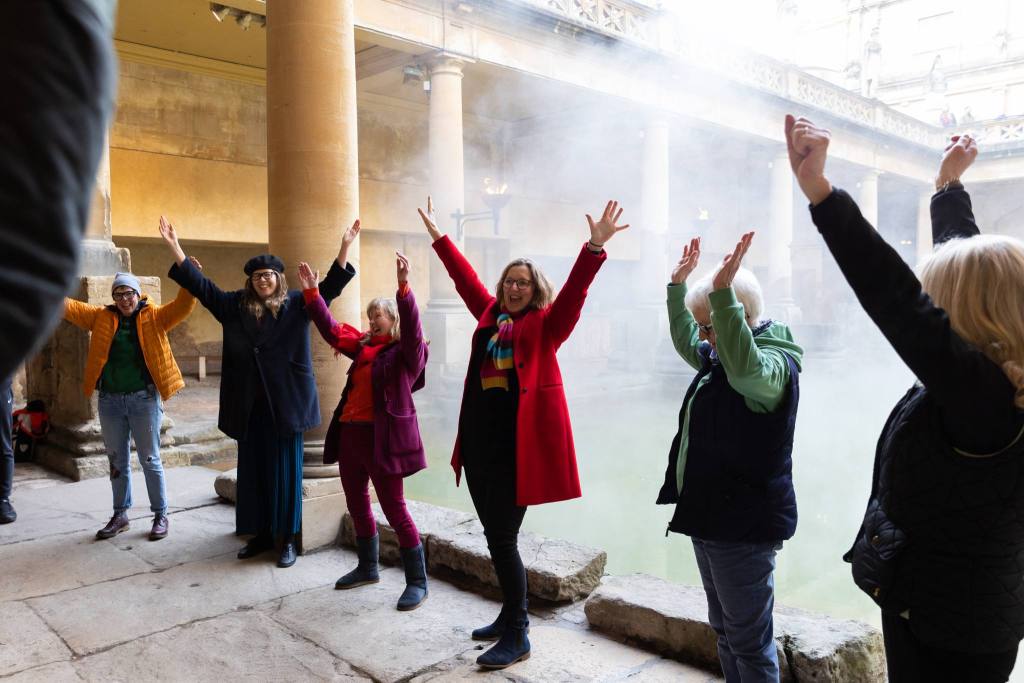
[0,376,14,524]
[788,114,1024,683]
[0,1,117,379]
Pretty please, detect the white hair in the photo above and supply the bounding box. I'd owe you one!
[685,267,764,325]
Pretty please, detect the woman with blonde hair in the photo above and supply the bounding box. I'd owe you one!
[420,196,628,669]
[787,116,1024,681]
[297,250,429,612]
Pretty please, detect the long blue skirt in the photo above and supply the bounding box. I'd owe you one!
[235,398,303,537]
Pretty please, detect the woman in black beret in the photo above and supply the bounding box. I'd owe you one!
[160,216,361,568]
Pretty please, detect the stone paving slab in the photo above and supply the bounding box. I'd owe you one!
[0,602,72,676]
[0,533,152,602]
[270,568,497,683]
[74,609,368,682]
[26,547,346,655]
[2,661,80,682]
[0,466,221,546]
[584,573,885,682]
[109,503,238,570]
[409,625,723,682]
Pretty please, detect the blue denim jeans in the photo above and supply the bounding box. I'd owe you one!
[692,537,783,683]
[98,387,166,515]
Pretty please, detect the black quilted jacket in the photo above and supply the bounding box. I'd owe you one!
[811,186,1024,653]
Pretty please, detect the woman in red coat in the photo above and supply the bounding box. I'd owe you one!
[420,197,629,669]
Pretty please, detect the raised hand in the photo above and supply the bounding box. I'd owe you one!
[670,237,701,285]
[712,232,754,291]
[785,114,833,206]
[158,215,187,265]
[188,256,203,271]
[586,200,630,248]
[417,196,442,242]
[336,219,361,267]
[297,262,320,291]
[396,250,410,284]
[937,134,978,189]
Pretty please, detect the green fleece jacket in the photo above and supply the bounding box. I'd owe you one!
[667,283,804,494]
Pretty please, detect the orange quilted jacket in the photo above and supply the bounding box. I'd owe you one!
[63,288,197,400]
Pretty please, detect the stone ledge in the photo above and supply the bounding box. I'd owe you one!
[340,500,607,603]
[583,573,885,683]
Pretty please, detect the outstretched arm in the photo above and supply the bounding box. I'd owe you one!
[544,201,626,346]
[421,197,495,319]
[931,135,980,245]
[319,219,360,305]
[298,262,362,359]
[395,251,427,373]
[62,298,102,330]
[788,114,1019,452]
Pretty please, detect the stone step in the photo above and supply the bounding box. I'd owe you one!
[583,573,886,683]
[340,500,607,603]
[35,438,237,481]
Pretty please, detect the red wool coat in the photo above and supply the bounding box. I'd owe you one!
[432,236,606,506]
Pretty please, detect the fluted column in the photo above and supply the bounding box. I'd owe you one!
[267,0,360,453]
[857,168,881,228]
[640,117,670,298]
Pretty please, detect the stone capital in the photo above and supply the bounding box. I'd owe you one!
[426,52,473,78]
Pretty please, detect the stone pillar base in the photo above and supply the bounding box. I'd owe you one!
[33,417,173,481]
[302,440,339,479]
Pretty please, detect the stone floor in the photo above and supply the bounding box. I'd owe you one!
[0,466,721,682]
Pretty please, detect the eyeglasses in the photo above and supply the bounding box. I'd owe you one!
[251,271,278,282]
[502,278,533,290]
[698,323,714,334]
[112,291,138,302]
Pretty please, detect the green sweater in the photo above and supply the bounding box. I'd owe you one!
[667,283,804,494]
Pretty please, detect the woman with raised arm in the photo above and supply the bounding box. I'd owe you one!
[160,216,359,569]
[657,232,803,683]
[62,221,201,542]
[297,251,429,611]
[419,197,628,669]
[788,116,1024,681]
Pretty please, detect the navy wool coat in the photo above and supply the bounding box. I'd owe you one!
[169,258,354,440]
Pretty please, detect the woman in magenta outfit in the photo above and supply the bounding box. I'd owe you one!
[298,251,429,611]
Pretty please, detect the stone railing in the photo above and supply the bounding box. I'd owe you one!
[968,115,1024,150]
[515,0,951,149]
[516,0,659,43]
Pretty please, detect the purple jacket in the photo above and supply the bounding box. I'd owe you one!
[304,287,428,477]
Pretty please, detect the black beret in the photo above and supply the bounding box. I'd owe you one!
[243,254,285,276]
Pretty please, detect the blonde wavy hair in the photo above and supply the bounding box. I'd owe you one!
[494,258,555,311]
[242,271,288,321]
[362,297,400,345]
[920,234,1024,409]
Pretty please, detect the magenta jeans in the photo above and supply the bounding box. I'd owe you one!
[338,422,420,549]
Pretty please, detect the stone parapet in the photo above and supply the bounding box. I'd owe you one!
[584,573,886,682]
[339,499,607,603]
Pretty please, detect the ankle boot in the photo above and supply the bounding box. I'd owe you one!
[476,610,530,669]
[335,534,380,589]
[396,543,428,611]
[472,606,510,641]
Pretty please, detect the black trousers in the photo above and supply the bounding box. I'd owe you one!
[1,377,12,500]
[463,450,528,616]
[882,611,1018,683]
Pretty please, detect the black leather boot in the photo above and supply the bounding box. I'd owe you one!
[396,543,428,611]
[335,534,380,589]
[476,608,530,669]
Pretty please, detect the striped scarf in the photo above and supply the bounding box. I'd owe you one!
[481,313,514,391]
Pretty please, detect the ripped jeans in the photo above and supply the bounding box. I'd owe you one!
[98,388,167,515]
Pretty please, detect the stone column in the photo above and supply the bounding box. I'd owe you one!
[857,168,881,228]
[423,54,475,377]
[916,188,933,263]
[266,0,360,478]
[25,134,140,481]
[768,150,795,305]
